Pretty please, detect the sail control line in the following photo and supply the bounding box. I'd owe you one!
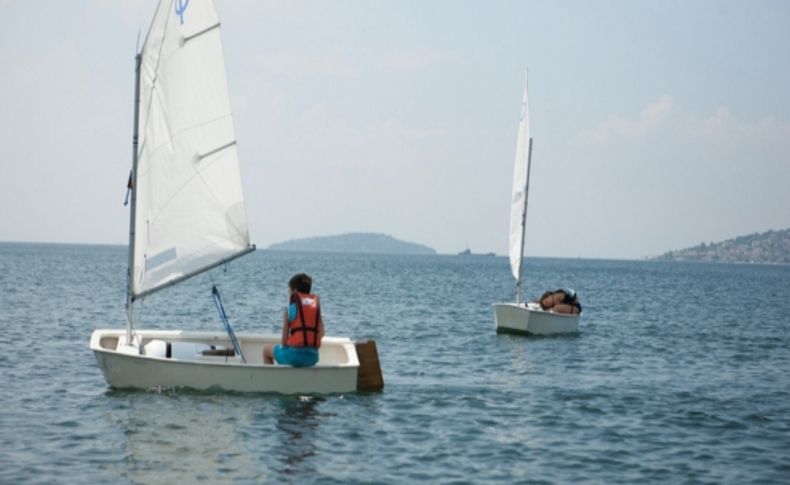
[211,286,246,363]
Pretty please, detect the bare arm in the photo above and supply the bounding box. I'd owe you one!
[280,309,289,345]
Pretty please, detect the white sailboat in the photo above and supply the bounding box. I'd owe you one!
[90,0,382,394]
[493,72,581,336]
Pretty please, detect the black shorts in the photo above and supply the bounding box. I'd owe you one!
[558,289,576,305]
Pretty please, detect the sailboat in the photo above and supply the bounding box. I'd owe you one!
[493,72,581,336]
[89,0,383,394]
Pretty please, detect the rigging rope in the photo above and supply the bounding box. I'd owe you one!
[211,285,246,363]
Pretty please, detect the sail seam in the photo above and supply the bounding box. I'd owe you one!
[142,141,242,233]
[132,1,171,299]
[136,113,234,176]
[137,6,172,163]
[195,151,249,241]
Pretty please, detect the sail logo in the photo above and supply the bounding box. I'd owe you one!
[175,0,190,25]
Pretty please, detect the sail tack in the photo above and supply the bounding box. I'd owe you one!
[131,0,251,299]
[508,74,530,282]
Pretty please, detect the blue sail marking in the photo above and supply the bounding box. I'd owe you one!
[175,0,190,25]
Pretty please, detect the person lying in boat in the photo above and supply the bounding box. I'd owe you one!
[537,289,582,315]
[263,273,324,367]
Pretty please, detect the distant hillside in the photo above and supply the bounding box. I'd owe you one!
[268,232,436,255]
[651,228,790,264]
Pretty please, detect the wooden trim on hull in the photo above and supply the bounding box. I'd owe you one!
[355,340,384,392]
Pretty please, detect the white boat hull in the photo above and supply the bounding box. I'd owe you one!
[90,329,360,394]
[493,303,580,336]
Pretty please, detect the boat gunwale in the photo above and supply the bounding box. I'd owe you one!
[90,329,360,370]
[492,302,582,319]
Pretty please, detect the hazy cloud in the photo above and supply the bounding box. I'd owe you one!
[576,95,678,145]
[578,96,790,147]
[690,107,790,144]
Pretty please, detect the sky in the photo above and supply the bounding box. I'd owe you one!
[1,0,788,259]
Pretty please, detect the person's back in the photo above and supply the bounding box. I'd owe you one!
[286,291,322,348]
[537,289,582,315]
[263,273,325,366]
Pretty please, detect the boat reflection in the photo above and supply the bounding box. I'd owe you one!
[102,390,330,481]
[274,396,323,475]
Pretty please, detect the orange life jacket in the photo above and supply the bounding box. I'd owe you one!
[286,292,321,348]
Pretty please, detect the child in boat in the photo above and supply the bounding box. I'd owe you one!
[263,273,324,366]
[537,289,582,314]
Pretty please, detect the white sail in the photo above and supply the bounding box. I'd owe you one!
[131,0,251,299]
[508,73,531,282]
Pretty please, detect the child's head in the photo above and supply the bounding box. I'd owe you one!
[538,290,554,309]
[288,273,313,294]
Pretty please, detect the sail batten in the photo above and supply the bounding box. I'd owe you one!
[508,72,531,292]
[130,0,252,299]
[197,140,237,161]
[182,22,221,44]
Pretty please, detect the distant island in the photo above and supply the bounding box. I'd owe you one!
[268,232,436,255]
[651,228,790,264]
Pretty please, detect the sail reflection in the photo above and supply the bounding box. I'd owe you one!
[106,391,258,483]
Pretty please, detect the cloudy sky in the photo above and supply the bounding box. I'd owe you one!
[1,0,788,258]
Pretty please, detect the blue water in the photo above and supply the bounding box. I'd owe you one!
[1,242,789,483]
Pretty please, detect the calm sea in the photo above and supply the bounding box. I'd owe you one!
[0,242,788,484]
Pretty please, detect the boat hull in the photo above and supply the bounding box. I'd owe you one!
[90,329,359,394]
[493,303,580,336]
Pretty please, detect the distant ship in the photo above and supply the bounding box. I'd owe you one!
[457,248,496,257]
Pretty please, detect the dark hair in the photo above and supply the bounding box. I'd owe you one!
[289,273,312,293]
[538,291,553,309]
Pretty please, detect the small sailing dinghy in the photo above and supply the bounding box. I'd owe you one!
[493,72,581,336]
[90,0,382,394]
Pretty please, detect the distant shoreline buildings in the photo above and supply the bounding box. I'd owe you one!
[650,228,790,264]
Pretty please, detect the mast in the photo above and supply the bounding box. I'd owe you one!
[515,137,533,304]
[126,51,142,344]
